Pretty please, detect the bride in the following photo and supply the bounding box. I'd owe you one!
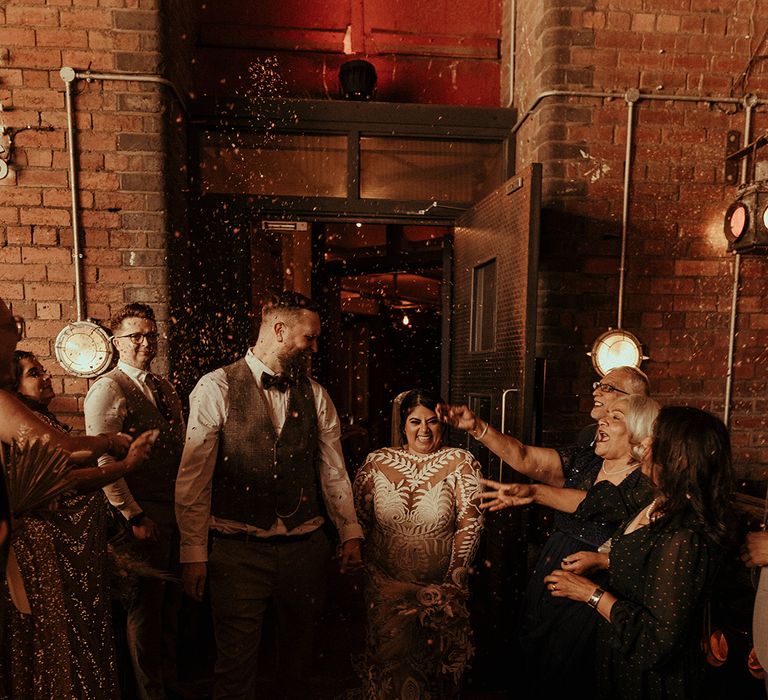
[353,388,483,699]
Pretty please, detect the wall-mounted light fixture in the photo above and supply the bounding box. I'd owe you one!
[0,103,13,181]
[338,60,377,101]
[588,89,646,377]
[54,321,114,378]
[724,181,768,254]
[588,329,646,376]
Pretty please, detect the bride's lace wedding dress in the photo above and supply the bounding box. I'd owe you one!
[353,446,483,699]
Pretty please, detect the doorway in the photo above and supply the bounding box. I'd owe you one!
[251,219,451,465]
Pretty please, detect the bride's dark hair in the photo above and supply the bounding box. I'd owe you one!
[398,389,445,444]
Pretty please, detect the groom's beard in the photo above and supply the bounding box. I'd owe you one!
[281,348,312,380]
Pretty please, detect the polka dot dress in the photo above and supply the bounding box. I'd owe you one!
[596,510,721,700]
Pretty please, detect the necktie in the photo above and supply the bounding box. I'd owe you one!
[261,372,293,393]
[145,373,173,422]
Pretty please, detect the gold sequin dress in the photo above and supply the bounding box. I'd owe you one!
[1,410,119,700]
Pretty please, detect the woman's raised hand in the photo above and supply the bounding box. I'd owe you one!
[560,550,609,576]
[106,432,132,459]
[124,429,160,470]
[477,478,535,511]
[436,403,479,432]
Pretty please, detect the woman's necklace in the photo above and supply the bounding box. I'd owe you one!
[601,460,636,476]
[643,498,658,523]
[624,497,659,536]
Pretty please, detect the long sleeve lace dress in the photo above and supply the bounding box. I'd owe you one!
[353,446,483,699]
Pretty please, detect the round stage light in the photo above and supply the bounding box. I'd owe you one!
[54,320,114,378]
[589,329,644,376]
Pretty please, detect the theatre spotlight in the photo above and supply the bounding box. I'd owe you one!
[724,181,768,254]
[588,329,645,377]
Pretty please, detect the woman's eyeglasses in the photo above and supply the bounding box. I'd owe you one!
[592,381,629,395]
[113,332,159,345]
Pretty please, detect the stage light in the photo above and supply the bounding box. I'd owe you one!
[339,60,377,101]
[588,329,645,376]
[724,182,768,254]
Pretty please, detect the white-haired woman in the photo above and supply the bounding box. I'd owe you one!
[479,394,660,697]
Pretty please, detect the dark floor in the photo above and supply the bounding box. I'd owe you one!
[121,566,515,700]
[114,564,767,700]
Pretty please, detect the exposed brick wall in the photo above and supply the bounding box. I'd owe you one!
[511,0,768,479]
[4,0,767,480]
[0,0,192,428]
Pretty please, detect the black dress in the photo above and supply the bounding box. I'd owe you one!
[518,446,654,699]
[596,511,722,700]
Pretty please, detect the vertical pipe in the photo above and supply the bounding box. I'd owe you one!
[617,89,639,330]
[61,67,84,322]
[724,95,755,426]
[506,0,516,108]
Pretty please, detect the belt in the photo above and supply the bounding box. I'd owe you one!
[210,529,316,544]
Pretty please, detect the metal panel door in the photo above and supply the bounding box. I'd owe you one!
[450,162,541,459]
[449,163,541,690]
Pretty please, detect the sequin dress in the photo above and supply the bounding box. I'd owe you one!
[596,510,722,700]
[353,446,484,699]
[1,410,120,700]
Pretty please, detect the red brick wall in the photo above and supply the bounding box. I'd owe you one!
[511,0,768,478]
[0,0,192,428]
[4,0,766,479]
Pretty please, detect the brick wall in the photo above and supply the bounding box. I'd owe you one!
[4,0,767,478]
[0,0,192,428]
[512,0,768,478]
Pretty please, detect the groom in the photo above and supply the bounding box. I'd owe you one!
[175,291,363,699]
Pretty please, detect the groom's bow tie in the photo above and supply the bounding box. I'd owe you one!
[261,372,293,393]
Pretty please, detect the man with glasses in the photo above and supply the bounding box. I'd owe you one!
[84,302,185,700]
[440,364,650,697]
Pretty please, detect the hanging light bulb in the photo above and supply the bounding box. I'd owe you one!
[402,312,410,326]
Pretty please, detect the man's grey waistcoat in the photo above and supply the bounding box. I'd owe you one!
[102,367,185,504]
[211,359,322,531]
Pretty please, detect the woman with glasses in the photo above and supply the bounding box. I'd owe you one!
[440,365,653,697]
[0,300,158,700]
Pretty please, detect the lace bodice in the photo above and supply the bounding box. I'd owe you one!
[353,446,483,587]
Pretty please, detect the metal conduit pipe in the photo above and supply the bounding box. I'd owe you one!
[73,69,189,117]
[61,69,85,322]
[617,89,639,329]
[511,88,750,137]
[59,66,188,323]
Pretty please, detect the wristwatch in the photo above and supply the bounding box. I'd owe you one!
[586,587,605,609]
